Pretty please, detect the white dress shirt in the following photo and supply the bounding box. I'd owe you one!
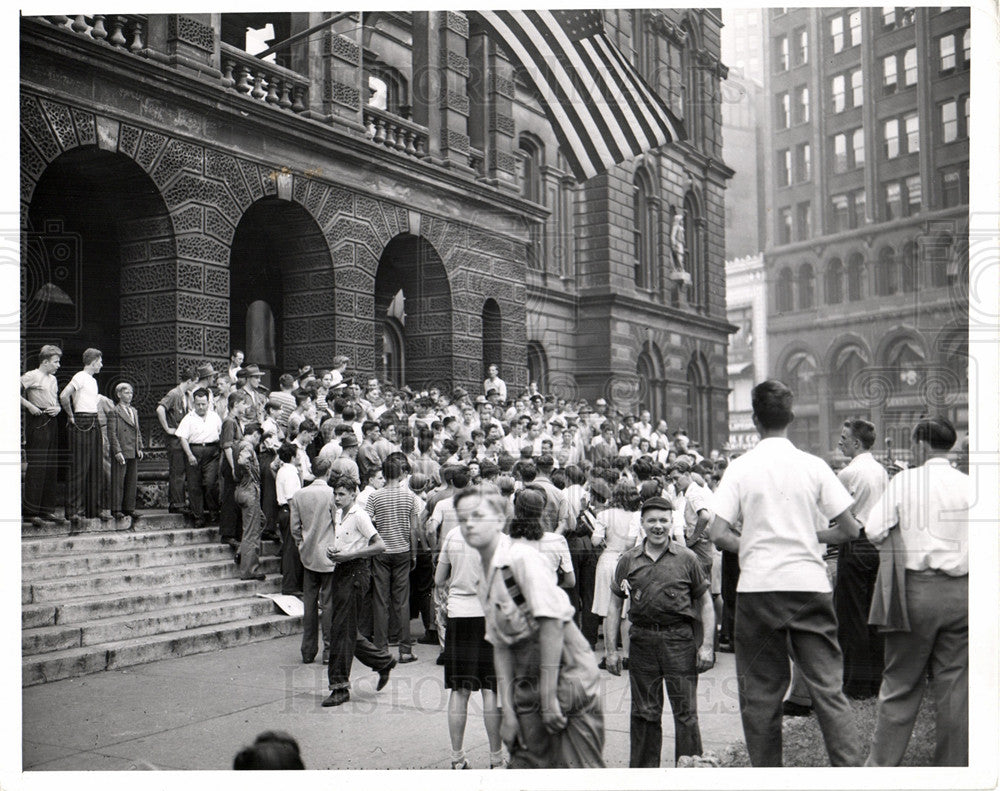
[838,451,889,526]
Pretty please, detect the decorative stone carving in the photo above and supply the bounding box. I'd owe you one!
[20,95,60,160]
[168,15,214,51]
[40,99,78,150]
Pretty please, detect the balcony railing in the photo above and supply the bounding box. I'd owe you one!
[219,42,309,115]
[36,15,148,54]
[363,105,428,159]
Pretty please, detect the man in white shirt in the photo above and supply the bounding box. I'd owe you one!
[59,348,111,523]
[275,442,303,595]
[483,363,507,402]
[708,380,863,767]
[834,418,890,699]
[864,417,968,767]
[21,344,63,524]
[175,388,223,528]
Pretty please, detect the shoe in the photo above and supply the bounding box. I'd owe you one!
[416,631,439,645]
[398,653,417,664]
[234,553,241,566]
[241,573,266,582]
[436,652,446,666]
[99,510,113,521]
[168,506,183,514]
[322,689,350,707]
[31,516,43,527]
[194,519,206,529]
[376,658,397,691]
[388,640,399,647]
[41,512,62,522]
[128,512,141,523]
[622,657,629,670]
[322,648,330,664]
[598,657,607,670]
[302,656,315,664]
[226,538,240,550]
[261,531,280,542]
[490,758,508,769]
[450,759,470,770]
[113,512,125,520]
[782,701,813,717]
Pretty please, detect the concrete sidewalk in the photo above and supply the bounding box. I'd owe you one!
[22,629,744,771]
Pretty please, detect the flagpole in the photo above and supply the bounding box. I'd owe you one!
[254,11,356,59]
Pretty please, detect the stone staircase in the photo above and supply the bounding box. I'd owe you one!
[21,511,301,686]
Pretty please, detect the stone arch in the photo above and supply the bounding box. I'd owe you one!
[685,350,711,445]
[229,197,335,385]
[481,298,503,381]
[374,233,453,390]
[526,341,549,394]
[826,335,872,397]
[637,340,665,420]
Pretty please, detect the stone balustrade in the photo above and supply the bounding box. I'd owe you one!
[38,14,148,54]
[219,42,309,114]
[363,106,428,159]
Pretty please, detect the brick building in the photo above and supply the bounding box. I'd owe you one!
[21,9,734,474]
[761,7,969,457]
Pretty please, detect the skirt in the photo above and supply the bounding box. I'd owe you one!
[443,616,497,692]
[591,549,623,617]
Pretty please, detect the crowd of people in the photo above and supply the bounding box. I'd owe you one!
[21,346,969,769]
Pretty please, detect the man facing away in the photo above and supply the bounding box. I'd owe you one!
[708,379,863,767]
[864,416,968,767]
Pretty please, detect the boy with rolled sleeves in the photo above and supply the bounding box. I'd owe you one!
[21,344,62,524]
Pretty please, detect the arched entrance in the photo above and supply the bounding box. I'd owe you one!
[230,198,334,386]
[24,147,173,419]
[374,234,452,390]
[636,342,664,420]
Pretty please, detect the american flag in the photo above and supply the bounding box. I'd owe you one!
[469,10,685,183]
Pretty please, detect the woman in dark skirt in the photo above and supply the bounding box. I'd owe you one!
[435,510,506,770]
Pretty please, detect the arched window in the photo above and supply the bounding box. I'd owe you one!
[526,341,548,393]
[681,20,702,147]
[798,263,815,309]
[875,246,897,296]
[686,354,711,446]
[383,315,405,388]
[886,336,925,395]
[517,134,545,270]
[633,170,656,290]
[847,253,864,300]
[776,266,795,312]
[825,258,844,304]
[832,344,868,396]
[927,232,951,288]
[637,342,663,419]
[221,13,292,69]
[784,350,818,399]
[365,63,409,116]
[482,299,502,379]
[938,329,969,393]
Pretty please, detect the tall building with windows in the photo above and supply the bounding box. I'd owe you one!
[21,8,735,481]
[762,6,969,457]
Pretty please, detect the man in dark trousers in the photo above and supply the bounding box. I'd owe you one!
[156,366,201,514]
[605,496,715,767]
[20,344,63,525]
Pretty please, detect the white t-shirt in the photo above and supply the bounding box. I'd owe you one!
[517,533,573,583]
[175,410,223,444]
[837,452,889,526]
[711,437,854,593]
[275,462,301,505]
[67,370,99,413]
[438,526,485,618]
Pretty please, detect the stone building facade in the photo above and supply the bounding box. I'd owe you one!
[21,10,733,470]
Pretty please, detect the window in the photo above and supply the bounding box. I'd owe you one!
[884,181,902,221]
[776,92,790,128]
[825,259,844,304]
[849,11,862,46]
[774,35,789,71]
[876,247,898,295]
[904,113,919,154]
[883,118,900,158]
[882,6,896,29]
[776,267,794,311]
[778,149,791,187]
[633,172,656,289]
[905,175,922,216]
[796,143,811,181]
[785,351,818,398]
[963,27,971,63]
[830,10,860,51]
[794,86,810,124]
[778,207,792,244]
[852,128,865,167]
[831,194,850,233]
[829,15,845,53]
[833,133,849,173]
[517,135,545,268]
[882,54,897,93]
[900,242,918,292]
[883,6,916,30]
[939,34,956,72]
[902,48,917,86]
[831,74,846,113]
[796,202,811,240]
[940,96,970,142]
[798,264,815,309]
[853,189,866,226]
[848,254,864,300]
[940,166,968,208]
[795,28,809,65]
[851,68,863,106]
[833,346,867,396]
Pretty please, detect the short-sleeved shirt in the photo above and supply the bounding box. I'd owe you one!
[157,385,189,429]
[681,481,715,569]
[175,410,222,444]
[334,502,378,556]
[366,482,421,554]
[438,526,486,618]
[67,371,99,412]
[275,462,301,505]
[220,417,244,451]
[518,533,573,583]
[711,437,854,593]
[21,369,59,411]
[612,539,708,625]
[837,452,889,527]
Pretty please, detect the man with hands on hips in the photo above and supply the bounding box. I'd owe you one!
[605,496,715,768]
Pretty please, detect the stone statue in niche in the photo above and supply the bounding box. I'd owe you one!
[670,206,685,272]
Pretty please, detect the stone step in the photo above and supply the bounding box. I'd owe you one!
[22,606,302,686]
[22,596,281,655]
[21,526,218,560]
[20,542,249,582]
[22,511,190,538]
[23,555,281,604]
[22,575,282,629]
